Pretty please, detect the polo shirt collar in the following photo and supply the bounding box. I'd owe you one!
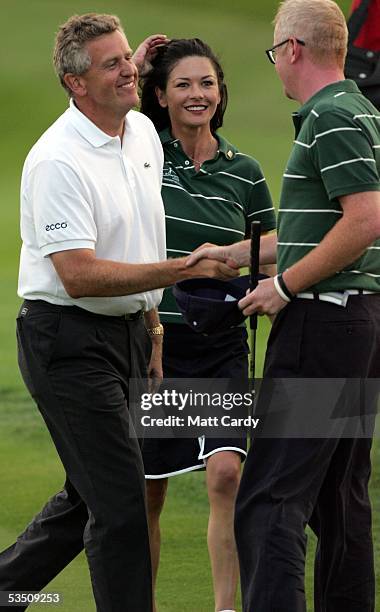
[292,79,361,132]
[68,98,123,148]
[159,128,237,161]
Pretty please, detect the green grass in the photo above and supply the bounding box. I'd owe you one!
[0,392,379,611]
[0,0,377,610]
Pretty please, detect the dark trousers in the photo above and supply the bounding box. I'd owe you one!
[0,300,153,612]
[235,295,380,612]
[142,323,249,475]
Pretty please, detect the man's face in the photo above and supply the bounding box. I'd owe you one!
[80,30,139,118]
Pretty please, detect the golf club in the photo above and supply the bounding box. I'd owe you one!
[249,220,261,434]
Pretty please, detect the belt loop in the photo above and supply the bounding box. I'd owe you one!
[123,309,144,321]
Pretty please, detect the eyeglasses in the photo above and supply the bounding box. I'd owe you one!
[265,38,305,64]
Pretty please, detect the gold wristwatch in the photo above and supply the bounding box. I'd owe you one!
[147,324,164,337]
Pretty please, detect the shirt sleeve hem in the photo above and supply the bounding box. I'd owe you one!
[40,240,95,258]
[329,183,380,200]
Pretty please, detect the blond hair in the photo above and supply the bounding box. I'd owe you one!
[53,13,124,95]
[274,0,348,68]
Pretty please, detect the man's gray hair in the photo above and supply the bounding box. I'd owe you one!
[53,13,124,95]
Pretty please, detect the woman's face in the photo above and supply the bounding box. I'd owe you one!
[156,56,221,132]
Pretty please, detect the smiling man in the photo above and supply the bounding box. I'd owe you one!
[0,14,238,612]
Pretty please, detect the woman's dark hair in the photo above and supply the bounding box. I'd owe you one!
[140,38,228,133]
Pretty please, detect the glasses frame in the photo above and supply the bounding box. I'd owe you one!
[265,38,305,64]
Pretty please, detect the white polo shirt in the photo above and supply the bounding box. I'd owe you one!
[18,100,166,316]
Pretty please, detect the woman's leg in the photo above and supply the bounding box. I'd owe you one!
[206,451,241,612]
[146,478,169,611]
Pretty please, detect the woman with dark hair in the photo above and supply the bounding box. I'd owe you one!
[134,37,276,612]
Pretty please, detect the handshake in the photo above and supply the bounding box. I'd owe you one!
[185,240,248,282]
[184,233,283,317]
[186,240,250,271]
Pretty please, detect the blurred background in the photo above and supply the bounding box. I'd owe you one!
[2,2,377,612]
[0,0,351,382]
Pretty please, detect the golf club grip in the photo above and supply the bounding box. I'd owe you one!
[249,221,261,330]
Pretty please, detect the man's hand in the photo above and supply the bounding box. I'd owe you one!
[147,338,163,393]
[238,277,288,316]
[132,34,168,76]
[187,257,240,280]
[186,240,250,269]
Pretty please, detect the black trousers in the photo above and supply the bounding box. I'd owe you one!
[0,300,153,612]
[235,295,380,612]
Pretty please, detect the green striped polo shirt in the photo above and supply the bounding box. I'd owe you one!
[158,128,276,323]
[278,79,380,292]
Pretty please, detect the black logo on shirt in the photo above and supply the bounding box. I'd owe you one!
[45,222,68,231]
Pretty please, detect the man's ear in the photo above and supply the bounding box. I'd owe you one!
[155,86,168,108]
[63,73,87,97]
[289,37,302,65]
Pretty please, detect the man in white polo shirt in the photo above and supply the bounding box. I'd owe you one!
[0,14,237,612]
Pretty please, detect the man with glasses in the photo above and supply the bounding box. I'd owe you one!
[266,37,305,64]
[188,0,380,610]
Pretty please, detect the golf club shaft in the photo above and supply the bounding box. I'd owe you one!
[249,221,261,382]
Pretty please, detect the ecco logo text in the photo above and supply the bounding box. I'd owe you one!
[45,222,68,231]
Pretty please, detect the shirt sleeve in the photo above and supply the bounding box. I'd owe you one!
[310,109,380,200]
[27,159,97,257]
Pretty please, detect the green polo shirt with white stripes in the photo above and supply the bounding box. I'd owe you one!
[158,128,276,323]
[278,79,380,292]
